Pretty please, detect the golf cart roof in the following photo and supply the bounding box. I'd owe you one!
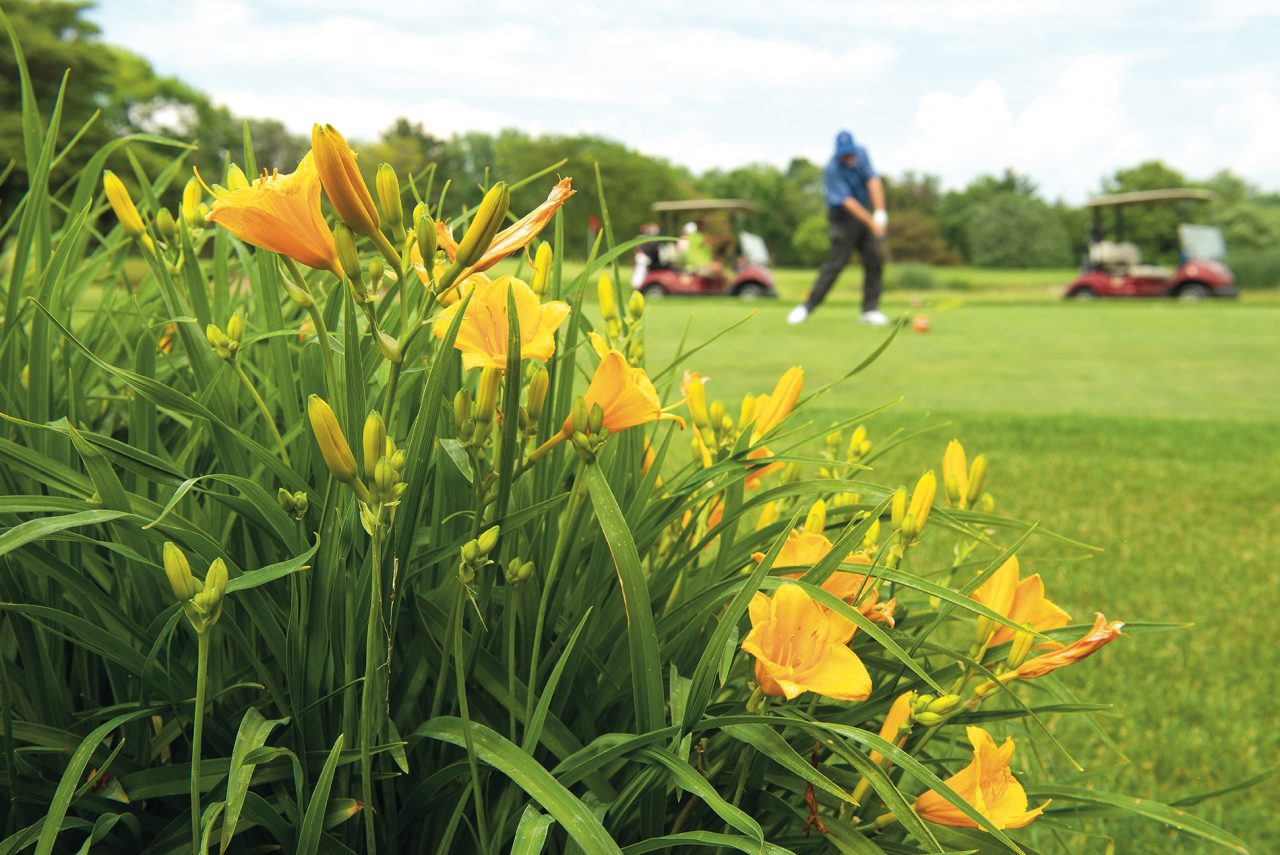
[1085,189,1215,208]
[651,199,760,214]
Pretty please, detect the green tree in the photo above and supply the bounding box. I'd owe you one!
[1099,160,1190,263]
[937,169,1038,260]
[966,192,1071,268]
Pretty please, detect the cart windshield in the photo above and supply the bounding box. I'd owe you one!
[1179,224,1226,261]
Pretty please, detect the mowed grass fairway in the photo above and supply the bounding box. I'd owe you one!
[638,279,1280,852]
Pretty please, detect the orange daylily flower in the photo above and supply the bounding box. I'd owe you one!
[742,582,872,702]
[204,153,340,275]
[914,726,1047,830]
[564,339,685,435]
[972,556,1072,647]
[750,366,803,442]
[436,178,575,273]
[431,275,570,370]
[743,445,784,489]
[870,691,917,765]
[752,530,891,633]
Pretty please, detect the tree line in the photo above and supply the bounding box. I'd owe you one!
[4,0,1280,274]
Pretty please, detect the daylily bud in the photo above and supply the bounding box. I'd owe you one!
[1006,627,1035,669]
[283,276,314,308]
[531,242,553,296]
[627,290,645,320]
[570,397,590,435]
[475,367,502,427]
[588,402,604,435]
[891,487,908,529]
[416,213,437,267]
[460,540,480,564]
[308,395,359,483]
[912,710,943,727]
[709,401,725,433]
[454,182,510,270]
[375,163,404,237]
[825,431,843,453]
[163,542,197,601]
[312,123,380,237]
[927,694,961,714]
[226,312,244,343]
[368,257,385,293]
[756,501,778,531]
[225,164,250,191]
[278,487,296,512]
[687,377,710,430]
[966,454,988,507]
[597,273,619,322]
[182,177,203,227]
[103,171,146,238]
[335,224,363,287]
[908,471,937,530]
[204,557,228,606]
[848,425,867,459]
[944,473,963,508]
[375,328,402,363]
[374,456,398,497]
[363,411,387,480]
[453,390,472,426]
[803,500,827,535]
[476,525,501,555]
[861,518,881,554]
[526,365,549,422]
[738,394,756,429]
[505,558,535,587]
[900,513,919,543]
[155,208,177,243]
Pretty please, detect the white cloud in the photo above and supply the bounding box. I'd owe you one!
[892,56,1149,200]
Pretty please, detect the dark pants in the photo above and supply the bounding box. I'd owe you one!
[805,209,884,313]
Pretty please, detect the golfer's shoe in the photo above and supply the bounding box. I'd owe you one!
[786,305,809,325]
[859,310,890,326]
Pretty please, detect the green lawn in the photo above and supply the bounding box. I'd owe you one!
[637,285,1280,853]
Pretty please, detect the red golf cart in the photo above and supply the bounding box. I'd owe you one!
[1064,189,1237,301]
[634,199,777,299]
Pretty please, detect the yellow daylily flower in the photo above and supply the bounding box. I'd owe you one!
[913,726,1047,830]
[972,556,1072,647]
[563,337,685,435]
[870,691,917,766]
[750,366,803,442]
[742,583,872,702]
[436,178,575,273]
[431,275,570,370]
[751,530,890,635]
[204,153,340,275]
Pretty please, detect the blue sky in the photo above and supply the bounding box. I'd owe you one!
[91,0,1280,202]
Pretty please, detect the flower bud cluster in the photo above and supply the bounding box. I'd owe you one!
[459,525,501,583]
[569,398,610,462]
[909,692,961,727]
[163,542,229,634]
[597,273,646,363]
[206,313,244,362]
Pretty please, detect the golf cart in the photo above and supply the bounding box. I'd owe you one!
[634,199,777,299]
[1064,189,1237,301]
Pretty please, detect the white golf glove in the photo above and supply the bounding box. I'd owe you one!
[873,209,889,229]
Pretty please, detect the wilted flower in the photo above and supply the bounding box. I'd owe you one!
[436,178,575,273]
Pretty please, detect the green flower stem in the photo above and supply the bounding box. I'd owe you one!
[283,258,340,405]
[525,466,587,722]
[453,582,491,848]
[369,228,404,275]
[360,525,386,855]
[191,629,210,855]
[233,362,291,465]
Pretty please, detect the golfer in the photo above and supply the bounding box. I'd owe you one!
[788,130,889,326]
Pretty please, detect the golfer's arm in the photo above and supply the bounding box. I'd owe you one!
[842,197,875,228]
[868,177,885,213]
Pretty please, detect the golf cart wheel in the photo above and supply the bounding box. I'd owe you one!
[640,282,668,300]
[735,281,769,299]
[1176,282,1211,302]
[1067,287,1095,300]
